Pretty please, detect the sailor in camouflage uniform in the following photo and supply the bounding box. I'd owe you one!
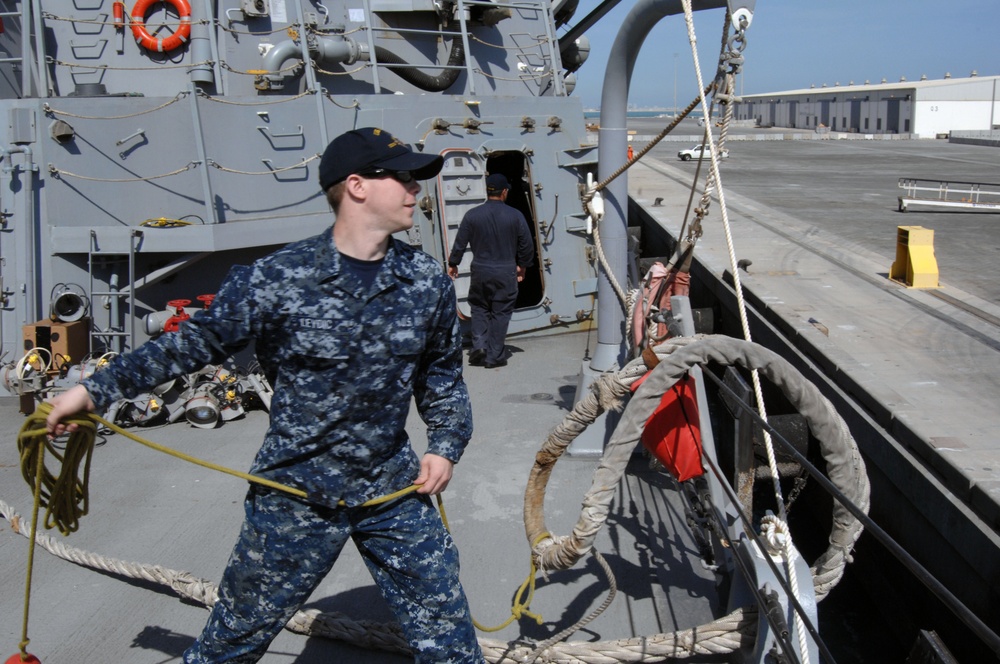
[46,127,484,663]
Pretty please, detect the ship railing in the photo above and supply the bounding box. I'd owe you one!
[361,17,471,94]
[702,363,1000,661]
[897,177,1000,212]
[458,0,565,96]
[0,1,48,97]
[360,0,564,96]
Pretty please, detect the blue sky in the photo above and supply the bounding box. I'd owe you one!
[564,0,999,109]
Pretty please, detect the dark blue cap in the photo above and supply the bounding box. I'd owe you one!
[486,173,510,194]
[319,127,444,190]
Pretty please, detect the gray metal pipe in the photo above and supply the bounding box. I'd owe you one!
[1,146,37,324]
[568,0,728,456]
[262,40,309,75]
[30,0,49,95]
[592,0,725,371]
[189,0,215,86]
[262,36,362,84]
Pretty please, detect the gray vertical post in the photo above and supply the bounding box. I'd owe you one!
[455,0,476,96]
[569,0,725,456]
[191,0,219,88]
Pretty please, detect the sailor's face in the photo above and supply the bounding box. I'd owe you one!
[361,170,422,233]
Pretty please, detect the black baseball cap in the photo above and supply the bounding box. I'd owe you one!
[486,173,510,194]
[319,127,444,190]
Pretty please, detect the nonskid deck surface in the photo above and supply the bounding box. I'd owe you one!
[0,331,719,663]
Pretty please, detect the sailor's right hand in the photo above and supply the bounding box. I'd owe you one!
[46,384,96,438]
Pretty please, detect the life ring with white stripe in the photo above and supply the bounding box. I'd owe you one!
[131,0,192,53]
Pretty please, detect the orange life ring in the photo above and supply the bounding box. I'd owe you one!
[131,0,191,53]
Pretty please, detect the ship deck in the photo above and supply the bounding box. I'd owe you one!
[2,123,1000,663]
[0,330,723,663]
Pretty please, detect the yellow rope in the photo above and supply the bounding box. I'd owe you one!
[14,445,45,661]
[17,403,432,525]
[16,402,545,637]
[472,531,549,632]
[19,402,309,518]
[17,405,97,535]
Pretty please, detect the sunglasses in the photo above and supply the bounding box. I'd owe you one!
[357,168,416,184]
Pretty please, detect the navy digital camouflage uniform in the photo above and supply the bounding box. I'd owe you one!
[448,199,534,366]
[82,230,483,663]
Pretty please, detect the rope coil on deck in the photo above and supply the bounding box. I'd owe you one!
[3,336,868,662]
[526,336,869,599]
[521,335,869,661]
[0,496,757,663]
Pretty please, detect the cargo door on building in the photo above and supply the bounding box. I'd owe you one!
[850,101,862,132]
[887,98,901,133]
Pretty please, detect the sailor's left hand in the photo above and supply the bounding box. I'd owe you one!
[45,384,96,439]
[415,453,454,495]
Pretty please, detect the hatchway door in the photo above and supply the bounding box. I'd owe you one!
[484,151,543,310]
[435,149,544,320]
[437,149,488,319]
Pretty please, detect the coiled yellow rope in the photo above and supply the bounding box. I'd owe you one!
[17,402,311,535]
[15,402,547,640]
[17,402,431,526]
[18,404,97,536]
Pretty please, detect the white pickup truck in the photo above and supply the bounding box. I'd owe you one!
[677,144,730,161]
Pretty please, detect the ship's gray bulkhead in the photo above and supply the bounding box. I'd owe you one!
[0,0,598,367]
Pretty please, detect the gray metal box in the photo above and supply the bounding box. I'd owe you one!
[8,108,35,145]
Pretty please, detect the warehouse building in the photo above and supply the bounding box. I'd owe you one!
[734,73,1000,138]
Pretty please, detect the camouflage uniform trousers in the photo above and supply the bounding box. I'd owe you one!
[183,487,484,663]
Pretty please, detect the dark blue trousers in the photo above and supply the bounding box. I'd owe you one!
[183,488,483,663]
[468,267,518,365]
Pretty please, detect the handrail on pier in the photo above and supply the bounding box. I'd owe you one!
[897,177,1000,212]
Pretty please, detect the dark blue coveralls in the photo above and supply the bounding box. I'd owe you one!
[448,199,533,366]
[82,230,483,663]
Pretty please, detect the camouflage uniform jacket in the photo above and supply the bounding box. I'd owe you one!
[83,230,473,508]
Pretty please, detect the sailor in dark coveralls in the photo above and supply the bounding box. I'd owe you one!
[447,174,534,369]
[45,127,484,663]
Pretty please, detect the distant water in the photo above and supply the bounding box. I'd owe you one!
[584,110,702,119]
